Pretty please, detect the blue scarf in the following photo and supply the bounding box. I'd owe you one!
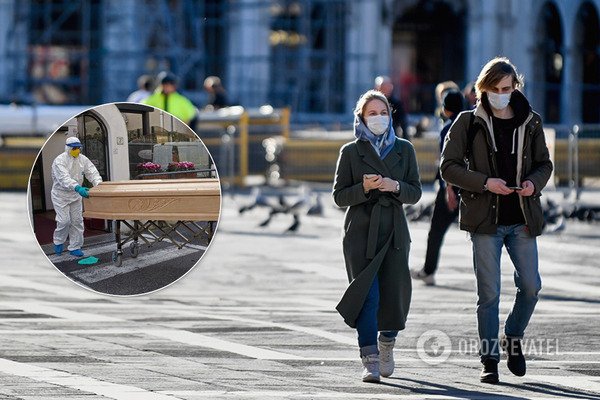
[354,114,396,159]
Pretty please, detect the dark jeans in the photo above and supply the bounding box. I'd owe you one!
[356,276,398,356]
[423,185,459,275]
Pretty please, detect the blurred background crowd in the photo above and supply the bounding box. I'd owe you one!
[0,0,598,191]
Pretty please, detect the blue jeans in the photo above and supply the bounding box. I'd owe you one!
[356,276,398,356]
[471,224,542,362]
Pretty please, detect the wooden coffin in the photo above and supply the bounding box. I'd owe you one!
[83,179,221,221]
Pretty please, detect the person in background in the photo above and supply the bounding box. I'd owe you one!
[411,89,465,285]
[441,57,553,384]
[126,75,154,103]
[143,71,197,125]
[434,80,460,122]
[463,81,478,109]
[374,76,409,140]
[333,90,421,383]
[51,137,102,258]
[203,76,229,111]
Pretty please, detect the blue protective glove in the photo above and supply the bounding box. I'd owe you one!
[74,185,89,198]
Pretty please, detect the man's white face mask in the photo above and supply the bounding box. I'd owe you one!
[366,115,389,136]
[488,92,511,110]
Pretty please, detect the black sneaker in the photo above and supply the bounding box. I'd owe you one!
[480,359,499,384]
[501,335,526,376]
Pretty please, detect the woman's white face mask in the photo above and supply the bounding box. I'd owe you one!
[366,115,389,136]
[488,92,511,110]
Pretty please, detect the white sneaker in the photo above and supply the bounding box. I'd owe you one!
[379,339,395,377]
[410,268,436,286]
[361,354,380,383]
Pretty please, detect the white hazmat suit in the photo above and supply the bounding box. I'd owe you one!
[51,137,102,252]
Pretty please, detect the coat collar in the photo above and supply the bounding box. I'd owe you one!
[356,139,401,177]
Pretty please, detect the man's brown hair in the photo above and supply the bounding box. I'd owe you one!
[475,57,524,99]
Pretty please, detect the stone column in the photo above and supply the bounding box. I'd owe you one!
[345,0,381,113]
[101,0,145,103]
[466,0,499,82]
[227,0,270,107]
[0,0,29,100]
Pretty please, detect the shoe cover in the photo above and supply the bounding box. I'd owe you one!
[70,249,85,257]
[54,244,63,255]
[78,256,99,265]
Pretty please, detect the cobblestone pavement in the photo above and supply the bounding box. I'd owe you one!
[1,187,599,399]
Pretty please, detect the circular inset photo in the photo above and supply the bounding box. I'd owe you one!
[27,102,221,296]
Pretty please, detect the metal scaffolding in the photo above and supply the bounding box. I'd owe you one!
[2,0,353,119]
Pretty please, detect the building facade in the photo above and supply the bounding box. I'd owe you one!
[0,0,598,127]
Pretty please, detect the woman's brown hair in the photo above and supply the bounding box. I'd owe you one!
[354,90,391,119]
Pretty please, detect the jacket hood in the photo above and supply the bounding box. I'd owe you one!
[479,89,531,127]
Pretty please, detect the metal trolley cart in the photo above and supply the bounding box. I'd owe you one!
[111,218,215,267]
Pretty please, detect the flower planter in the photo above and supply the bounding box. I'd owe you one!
[170,172,197,179]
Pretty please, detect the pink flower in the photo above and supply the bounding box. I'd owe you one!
[137,162,162,173]
[167,161,195,171]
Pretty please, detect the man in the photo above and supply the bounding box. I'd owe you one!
[434,80,460,122]
[143,71,197,125]
[463,81,478,109]
[440,57,552,384]
[51,137,102,257]
[126,74,154,103]
[203,76,229,111]
[374,76,409,140]
[411,89,464,285]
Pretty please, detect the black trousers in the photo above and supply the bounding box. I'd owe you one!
[423,185,459,275]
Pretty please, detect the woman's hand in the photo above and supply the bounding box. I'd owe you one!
[378,177,399,192]
[363,174,382,193]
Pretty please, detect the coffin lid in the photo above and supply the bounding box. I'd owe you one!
[89,179,220,197]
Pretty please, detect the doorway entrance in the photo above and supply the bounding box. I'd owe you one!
[30,111,111,247]
[392,0,467,114]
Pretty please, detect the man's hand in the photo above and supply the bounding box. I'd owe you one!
[485,178,514,195]
[446,184,458,211]
[517,180,535,197]
[363,174,382,193]
[74,185,89,198]
[379,177,399,192]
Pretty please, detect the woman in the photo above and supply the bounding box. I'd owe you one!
[333,90,422,383]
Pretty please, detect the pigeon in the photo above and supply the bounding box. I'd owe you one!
[239,187,271,214]
[307,194,323,216]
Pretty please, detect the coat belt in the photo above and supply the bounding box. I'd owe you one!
[366,196,403,259]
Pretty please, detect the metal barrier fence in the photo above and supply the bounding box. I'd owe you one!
[192,106,290,186]
[267,125,600,187]
[1,119,599,191]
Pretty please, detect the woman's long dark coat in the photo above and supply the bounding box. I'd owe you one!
[333,138,422,330]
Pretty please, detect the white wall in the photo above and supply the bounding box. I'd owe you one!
[90,104,130,181]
